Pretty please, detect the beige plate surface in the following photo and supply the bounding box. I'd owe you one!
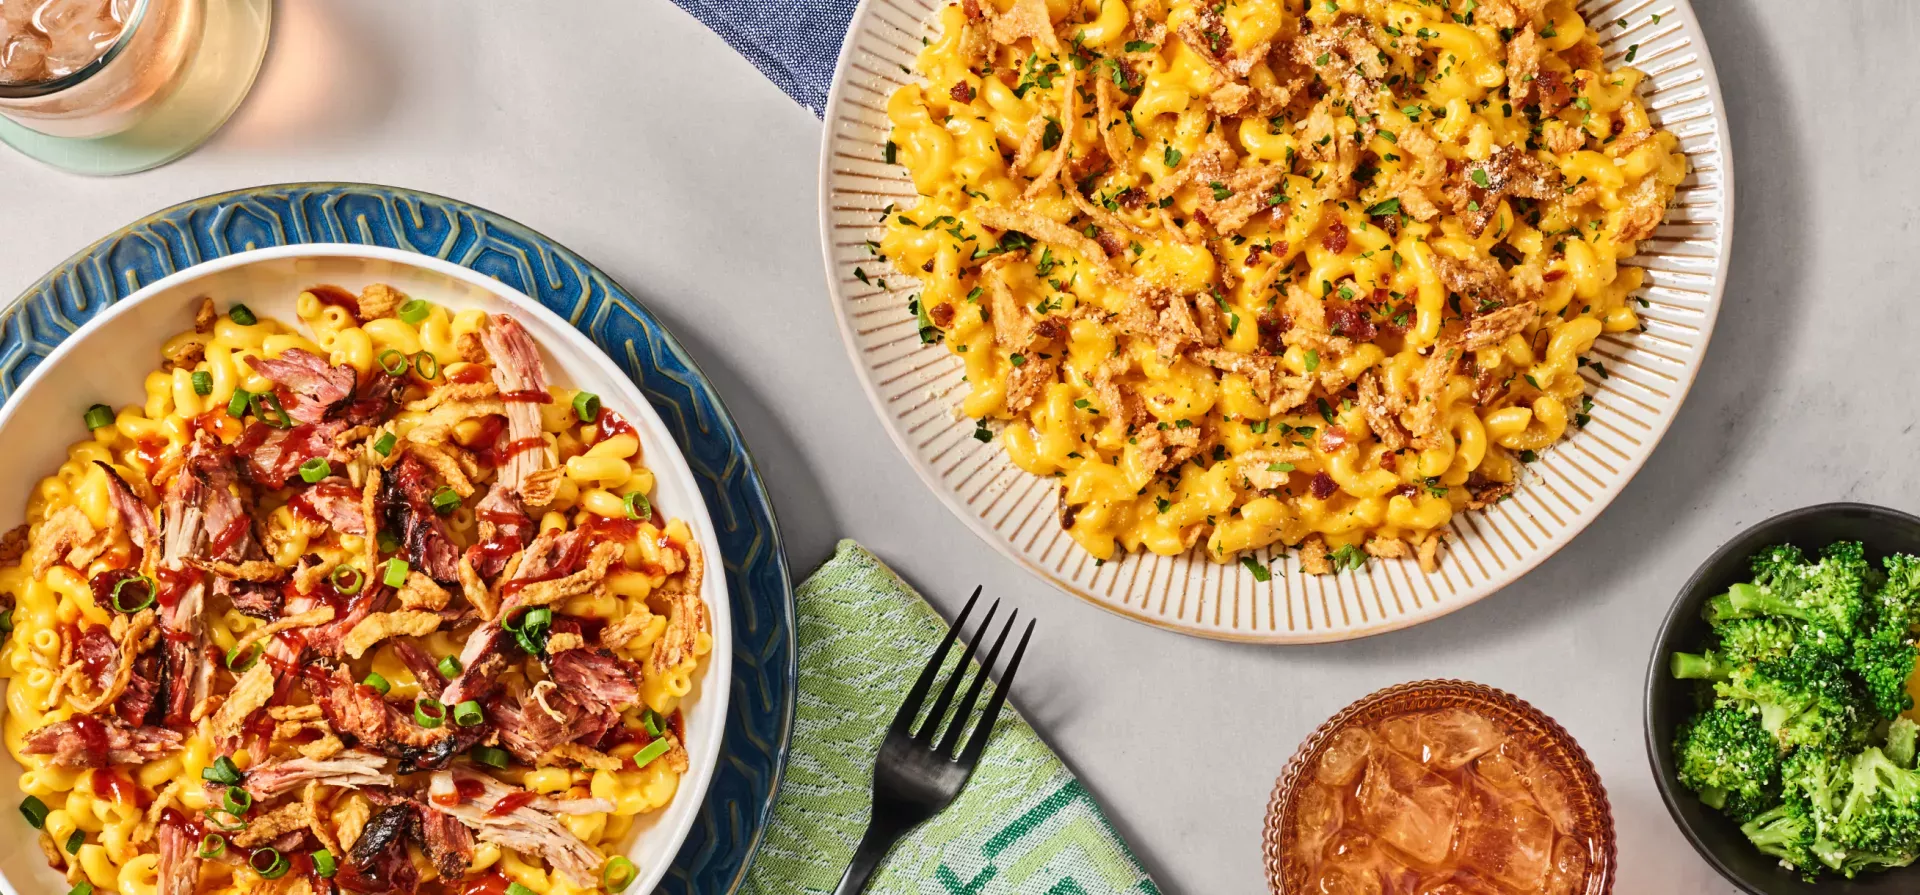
[818,0,1733,643]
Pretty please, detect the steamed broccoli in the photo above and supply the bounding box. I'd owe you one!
[1673,541,1920,880]
[1676,704,1780,820]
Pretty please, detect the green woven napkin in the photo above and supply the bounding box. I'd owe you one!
[742,541,1161,895]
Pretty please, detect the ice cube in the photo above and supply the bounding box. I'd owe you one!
[1456,784,1556,892]
[1292,782,1345,858]
[1413,877,1502,895]
[1318,727,1374,786]
[1377,713,1425,760]
[1543,835,1590,895]
[1419,708,1503,770]
[1523,760,1579,836]
[30,0,118,76]
[0,31,47,83]
[1311,866,1384,895]
[1473,745,1530,794]
[1357,747,1462,865]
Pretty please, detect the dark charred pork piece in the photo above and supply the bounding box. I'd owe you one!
[418,801,476,879]
[245,348,356,424]
[383,454,460,585]
[338,801,421,894]
[21,716,181,766]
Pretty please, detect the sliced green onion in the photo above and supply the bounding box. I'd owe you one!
[383,558,410,588]
[20,796,49,829]
[378,349,408,376]
[438,655,462,679]
[250,391,292,428]
[111,574,156,612]
[191,370,213,396]
[623,492,652,522]
[372,431,397,456]
[603,856,638,893]
[67,883,92,895]
[572,391,601,423]
[414,697,445,729]
[397,299,431,324]
[223,785,253,815]
[331,564,364,595]
[470,745,510,769]
[228,304,257,326]
[227,389,251,418]
[225,641,261,671]
[507,883,536,895]
[363,672,389,695]
[641,709,662,737]
[83,404,113,431]
[632,737,674,769]
[63,829,82,854]
[431,486,460,514]
[250,846,289,879]
[203,809,247,832]
[198,833,225,859]
[0,608,14,635]
[376,530,400,554]
[202,755,243,786]
[313,848,336,878]
[452,700,484,727]
[412,351,440,380]
[522,606,552,629]
[298,457,331,484]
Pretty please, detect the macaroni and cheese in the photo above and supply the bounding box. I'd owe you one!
[0,287,710,894]
[878,0,1685,572]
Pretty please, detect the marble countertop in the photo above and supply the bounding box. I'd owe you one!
[0,1,1909,891]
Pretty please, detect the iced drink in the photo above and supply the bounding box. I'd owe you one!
[1282,703,1607,894]
[0,0,200,138]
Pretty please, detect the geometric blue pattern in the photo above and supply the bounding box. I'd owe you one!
[0,182,795,894]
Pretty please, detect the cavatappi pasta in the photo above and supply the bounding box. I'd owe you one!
[877,0,1685,572]
[0,286,711,894]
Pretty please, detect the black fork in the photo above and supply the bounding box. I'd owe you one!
[831,587,1035,895]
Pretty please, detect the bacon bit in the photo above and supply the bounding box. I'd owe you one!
[950,82,976,103]
[1309,472,1337,500]
[1322,221,1349,253]
[1094,228,1127,257]
[1115,187,1147,209]
[1033,316,1066,342]
[929,302,955,327]
[1317,426,1349,454]
[1326,303,1377,342]
[1380,451,1398,471]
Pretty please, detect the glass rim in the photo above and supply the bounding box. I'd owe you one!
[0,0,155,99]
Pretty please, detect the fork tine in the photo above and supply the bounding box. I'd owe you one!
[889,586,981,735]
[936,608,1016,757]
[914,598,999,741]
[959,619,1033,767]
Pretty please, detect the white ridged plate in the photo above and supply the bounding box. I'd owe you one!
[818,0,1733,643]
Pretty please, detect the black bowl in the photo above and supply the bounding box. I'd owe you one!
[1646,502,1920,894]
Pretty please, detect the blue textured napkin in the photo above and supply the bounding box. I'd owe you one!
[669,0,859,115]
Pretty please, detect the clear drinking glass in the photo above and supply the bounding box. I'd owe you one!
[0,0,269,174]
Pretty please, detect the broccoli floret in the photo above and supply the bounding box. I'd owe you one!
[1888,717,1920,768]
[1719,617,1802,666]
[1742,801,1819,875]
[1676,705,1781,820]
[1706,544,1866,656]
[1876,554,1920,631]
[1672,649,1735,681]
[1832,747,1920,862]
[1717,649,1872,753]
[1852,632,1917,720]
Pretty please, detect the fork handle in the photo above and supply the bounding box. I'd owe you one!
[831,820,904,895]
